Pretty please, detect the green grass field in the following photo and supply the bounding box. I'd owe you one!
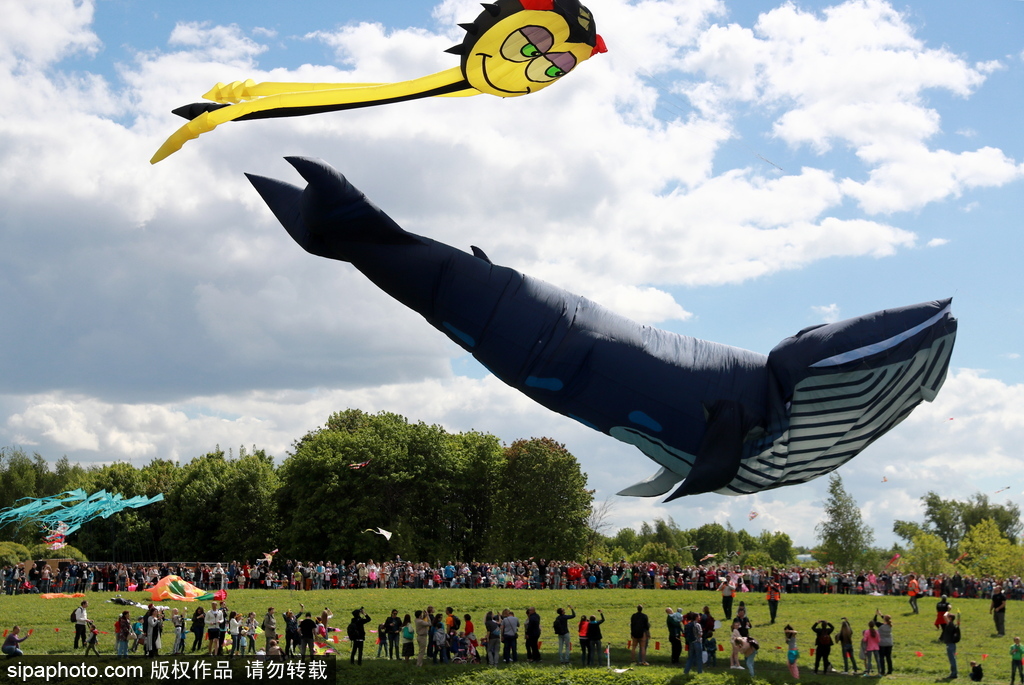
[0,588,1016,685]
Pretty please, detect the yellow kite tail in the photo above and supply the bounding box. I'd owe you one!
[151,68,472,164]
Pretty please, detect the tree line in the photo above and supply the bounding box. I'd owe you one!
[0,409,592,564]
[813,472,1023,577]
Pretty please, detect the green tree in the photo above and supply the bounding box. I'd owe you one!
[815,473,874,570]
[691,523,738,558]
[893,519,926,546]
[902,533,954,577]
[630,541,682,566]
[214,449,281,561]
[278,410,505,563]
[759,530,796,566]
[741,550,775,568]
[960,494,1021,544]
[488,437,593,560]
[959,518,1023,579]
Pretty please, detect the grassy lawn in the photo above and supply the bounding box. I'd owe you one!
[0,588,1015,684]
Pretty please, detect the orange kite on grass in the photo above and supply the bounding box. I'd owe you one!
[148,575,227,603]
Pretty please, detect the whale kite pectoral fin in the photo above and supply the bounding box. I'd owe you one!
[616,466,684,497]
[664,400,753,501]
[246,157,423,261]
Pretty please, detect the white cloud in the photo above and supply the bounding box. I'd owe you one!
[0,0,1021,553]
[927,238,949,247]
[0,0,100,67]
[812,303,841,323]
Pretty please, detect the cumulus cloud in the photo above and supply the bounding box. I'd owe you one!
[0,0,1021,548]
[812,303,841,323]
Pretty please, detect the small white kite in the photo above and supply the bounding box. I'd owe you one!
[364,527,393,541]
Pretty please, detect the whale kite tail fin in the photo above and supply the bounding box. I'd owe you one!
[245,156,422,262]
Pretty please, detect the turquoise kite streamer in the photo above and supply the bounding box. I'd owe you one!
[0,489,164,536]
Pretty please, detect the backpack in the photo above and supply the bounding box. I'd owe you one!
[434,628,448,647]
[684,621,697,643]
[748,637,760,651]
[70,609,78,624]
[452,616,461,632]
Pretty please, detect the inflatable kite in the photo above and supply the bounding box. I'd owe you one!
[147,575,226,603]
[151,0,605,163]
[246,157,957,500]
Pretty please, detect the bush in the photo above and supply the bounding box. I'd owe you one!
[28,543,88,562]
[0,541,32,565]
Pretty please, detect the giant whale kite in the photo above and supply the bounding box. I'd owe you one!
[151,0,606,163]
[246,157,957,501]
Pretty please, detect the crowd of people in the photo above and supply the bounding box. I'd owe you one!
[2,571,1023,682]
[4,558,1024,602]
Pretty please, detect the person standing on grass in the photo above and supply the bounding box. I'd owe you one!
[261,607,277,653]
[525,606,542,662]
[630,605,650,666]
[875,611,894,675]
[812,619,835,674]
[907,574,921,615]
[684,612,704,675]
[719,578,736,620]
[553,606,575,665]
[666,607,683,665]
[384,609,402,659]
[992,586,1008,637]
[939,611,961,680]
[839,617,860,674]
[785,625,800,679]
[347,608,371,666]
[936,595,951,632]
[501,609,520,663]
[298,612,317,661]
[1008,636,1024,685]
[578,614,590,666]
[414,609,430,667]
[767,580,782,624]
[190,606,205,653]
[205,601,222,655]
[861,620,881,676]
[115,611,131,659]
[484,611,500,667]
[587,612,605,667]
[73,600,91,650]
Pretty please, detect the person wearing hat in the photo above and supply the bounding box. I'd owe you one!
[936,595,951,632]
[939,611,962,680]
[992,586,1008,637]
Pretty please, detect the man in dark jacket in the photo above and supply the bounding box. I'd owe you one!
[552,606,575,664]
[298,612,317,661]
[666,607,683,665]
[587,612,605,666]
[347,608,372,665]
[383,609,403,659]
[525,607,542,662]
[812,619,835,674]
[630,605,650,665]
[939,612,961,679]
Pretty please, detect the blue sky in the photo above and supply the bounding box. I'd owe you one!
[0,0,1022,549]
